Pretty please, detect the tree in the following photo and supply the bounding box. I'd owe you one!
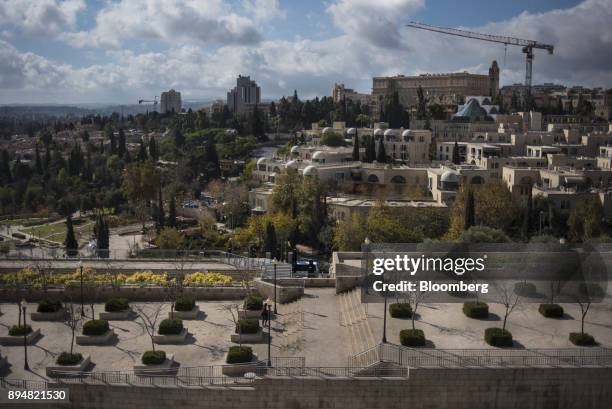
[64,301,82,357]
[156,187,165,231]
[451,140,460,165]
[173,128,185,148]
[149,136,158,161]
[65,216,78,257]
[94,213,109,258]
[320,131,345,147]
[568,197,602,241]
[203,135,220,179]
[250,104,266,141]
[117,128,126,157]
[416,86,428,120]
[168,196,177,228]
[133,302,165,352]
[352,133,360,161]
[122,162,161,232]
[493,282,521,332]
[264,221,277,259]
[459,226,510,243]
[156,227,184,250]
[271,169,300,216]
[464,189,475,230]
[34,144,43,174]
[376,137,386,163]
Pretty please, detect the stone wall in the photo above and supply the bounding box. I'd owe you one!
[253,279,304,303]
[5,367,611,409]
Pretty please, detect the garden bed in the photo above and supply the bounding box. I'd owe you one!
[0,328,41,346]
[238,307,262,319]
[222,348,259,377]
[231,328,264,343]
[31,308,67,321]
[168,306,200,320]
[46,354,90,377]
[134,353,175,374]
[76,329,115,345]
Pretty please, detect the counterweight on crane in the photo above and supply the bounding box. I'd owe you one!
[406,21,554,118]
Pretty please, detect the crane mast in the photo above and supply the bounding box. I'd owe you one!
[406,21,554,125]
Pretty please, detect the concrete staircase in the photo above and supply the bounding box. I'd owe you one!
[338,289,376,356]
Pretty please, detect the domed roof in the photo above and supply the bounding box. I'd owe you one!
[303,165,318,176]
[322,127,332,135]
[383,129,395,137]
[440,171,459,183]
[290,145,300,153]
[312,151,325,160]
[401,130,411,137]
[374,128,384,136]
[256,157,266,165]
[347,128,356,135]
[285,159,299,169]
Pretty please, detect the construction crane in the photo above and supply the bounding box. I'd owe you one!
[138,96,158,109]
[406,21,554,116]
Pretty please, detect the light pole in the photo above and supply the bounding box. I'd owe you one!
[79,260,84,317]
[21,299,29,370]
[273,263,278,314]
[267,304,272,367]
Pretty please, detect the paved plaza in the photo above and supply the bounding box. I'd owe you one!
[0,287,611,381]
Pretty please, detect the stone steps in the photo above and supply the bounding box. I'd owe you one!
[339,289,376,356]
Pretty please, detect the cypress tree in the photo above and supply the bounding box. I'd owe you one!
[464,189,475,230]
[521,188,533,239]
[149,136,158,161]
[352,134,360,161]
[168,196,177,228]
[34,144,43,174]
[138,139,148,162]
[65,216,78,257]
[376,137,386,163]
[94,213,109,257]
[452,139,461,164]
[118,128,126,157]
[157,187,165,230]
[265,221,277,259]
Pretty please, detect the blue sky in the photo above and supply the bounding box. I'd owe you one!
[1,0,610,104]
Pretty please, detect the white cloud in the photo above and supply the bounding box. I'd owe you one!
[0,0,85,36]
[61,0,271,49]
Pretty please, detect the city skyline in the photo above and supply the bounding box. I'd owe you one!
[0,0,611,104]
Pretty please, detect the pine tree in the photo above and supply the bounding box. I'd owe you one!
[0,149,12,184]
[65,216,78,257]
[168,196,177,228]
[464,189,475,230]
[34,144,43,174]
[452,139,461,164]
[94,213,109,257]
[156,187,165,231]
[376,137,386,163]
[265,221,277,259]
[204,135,220,178]
[138,139,148,162]
[173,128,184,147]
[352,134,360,161]
[149,136,158,161]
[250,104,266,141]
[118,128,126,157]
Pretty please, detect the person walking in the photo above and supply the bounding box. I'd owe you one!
[261,302,268,326]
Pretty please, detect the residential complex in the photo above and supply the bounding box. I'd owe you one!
[227,75,261,115]
[159,89,182,114]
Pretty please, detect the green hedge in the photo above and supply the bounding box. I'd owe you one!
[236,318,260,334]
[226,346,253,364]
[538,303,564,318]
[104,297,129,312]
[174,298,196,312]
[400,329,426,347]
[37,299,63,313]
[56,352,83,366]
[463,302,489,319]
[389,303,412,319]
[9,325,32,336]
[569,332,596,346]
[142,350,166,365]
[82,320,110,336]
[485,328,513,347]
[158,318,183,335]
[244,295,264,311]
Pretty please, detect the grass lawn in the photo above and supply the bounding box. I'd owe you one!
[23,219,94,243]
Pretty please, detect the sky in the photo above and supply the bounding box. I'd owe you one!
[0,0,611,104]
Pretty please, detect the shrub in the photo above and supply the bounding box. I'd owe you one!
[485,328,513,347]
[183,272,232,287]
[458,226,510,243]
[400,329,426,347]
[569,332,596,346]
[236,318,260,334]
[463,302,489,319]
[56,352,83,366]
[538,303,564,318]
[389,303,412,318]
[37,299,63,313]
[514,282,537,296]
[174,298,196,311]
[226,346,253,364]
[142,350,166,365]
[244,295,264,311]
[9,325,32,336]
[104,297,129,312]
[82,319,110,336]
[158,318,183,335]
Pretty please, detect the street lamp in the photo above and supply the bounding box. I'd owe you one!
[78,260,84,317]
[266,304,272,367]
[273,263,278,314]
[21,299,29,370]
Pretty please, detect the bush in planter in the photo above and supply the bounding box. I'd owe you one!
[463,302,489,319]
[243,295,264,311]
[400,329,426,347]
[104,297,129,312]
[56,352,83,366]
[158,318,183,335]
[82,319,110,336]
[569,332,597,346]
[174,298,196,312]
[9,325,32,336]
[236,318,259,334]
[485,328,513,347]
[37,299,63,313]
[142,350,166,365]
[538,303,564,318]
[226,346,253,364]
[389,303,412,318]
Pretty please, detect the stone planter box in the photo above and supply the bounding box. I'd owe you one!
[0,329,41,346]
[238,308,262,319]
[168,306,200,320]
[134,354,175,375]
[153,328,188,344]
[99,309,133,320]
[0,355,7,370]
[31,308,67,321]
[231,328,264,344]
[221,354,260,377]
[76,329,115,345]
[46,355,91,377]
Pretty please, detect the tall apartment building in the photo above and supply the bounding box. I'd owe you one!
[371,60,500,118]
[227,75,261,115]
[160,89,181,114]
[332,83,370,105]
